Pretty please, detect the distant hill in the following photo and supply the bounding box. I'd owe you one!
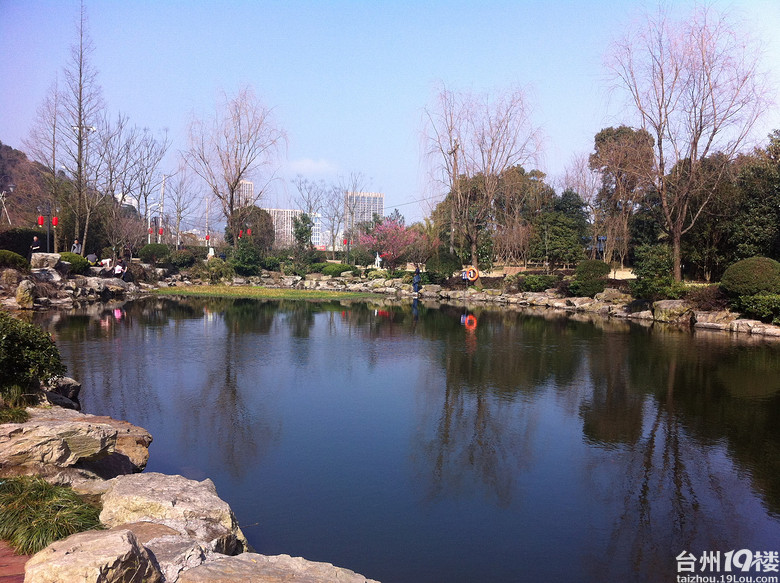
[0,141,48,229]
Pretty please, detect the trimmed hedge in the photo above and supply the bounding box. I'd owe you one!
[569,259,610,298]
[520,274,559,292]
[58,252,90,275]
[0,249,29,271]
[170,250,196,269]
[720,257,780,297]
[138,243,170,265]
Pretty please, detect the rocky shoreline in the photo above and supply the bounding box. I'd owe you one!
[2,254,780,582]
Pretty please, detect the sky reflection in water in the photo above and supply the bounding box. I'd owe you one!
[37,297,780,583]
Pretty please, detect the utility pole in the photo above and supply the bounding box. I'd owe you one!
[157,175,166,244]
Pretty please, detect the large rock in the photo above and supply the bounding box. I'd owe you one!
[112,522,208,582]
[0,417,116,469]
[26,408,152,474]
[15,279,36,308]
[24,529,162,583]
[100,473,250,555]
[694,310,739,330]
[594,288,633,303]
[30,252,61,269]
[653,299,695,325]
[177,553,380,583]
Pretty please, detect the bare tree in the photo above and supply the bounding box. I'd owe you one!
[185,87,286,246]
[608,4,771,280]
[563,153,602,260]
[291,175,326,216]
[131,128,170,221]
[425,84,542,268]
[93,112,144,258]
[60,1,105,252]
[24,79,65,251]
[320,183,345,259]
[168,162,200,248]
[340,171,369,262]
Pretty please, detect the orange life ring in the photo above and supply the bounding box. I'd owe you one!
[466,267,479,282]
[464,314,477,330]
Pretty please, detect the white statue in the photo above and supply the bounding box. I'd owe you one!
[374,252,382,269]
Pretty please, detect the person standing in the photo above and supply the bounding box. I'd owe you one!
[71,239,82,254]
[29,236,41,261]
[412,267,422,295]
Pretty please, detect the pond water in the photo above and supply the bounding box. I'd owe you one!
[35,297,780,583]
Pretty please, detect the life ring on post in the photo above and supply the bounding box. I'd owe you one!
[466,267,479,282]
[464,314,477,330]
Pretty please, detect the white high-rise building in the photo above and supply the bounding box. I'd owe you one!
[263,208,321,248]
[236,180,254,208]
[344,191,384,234]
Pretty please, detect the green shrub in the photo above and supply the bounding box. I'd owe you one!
[0,476,102,554]
[169,249,196,269]
[58,251,90,275]
[0,311,65,401]
[321,263,355,277]
[229,238,261,276]
[260,255,282,272]
[308,262,329,273]
[190,257,235,284]
[630,244,686,300]
[720,256,780,297]
[138,243,171,265]
[0,249,29,271]
[734,294,780,324]
[569,259,611,298]
[520,274,559,292]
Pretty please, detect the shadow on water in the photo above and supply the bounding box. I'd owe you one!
[34,297,780,583]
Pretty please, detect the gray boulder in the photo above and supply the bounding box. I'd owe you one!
[100,473,250,555]
[24,529,162,583]
[30,252,60,269]
[653,299,695,325]
[15,279,36,308]
[177,553,380,583]
[0,416,116,469]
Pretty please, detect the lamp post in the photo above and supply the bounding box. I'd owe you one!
[36,201,59,253]
[146,202,161,245]
[0,178,14,226]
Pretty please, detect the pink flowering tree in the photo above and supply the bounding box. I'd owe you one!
[358,219,418,270]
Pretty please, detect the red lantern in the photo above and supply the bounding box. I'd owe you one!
[343,239,348,245]
[239,230,243,238]
[148,227,153,234]
[52,216,58,227]
[37,215,44,226]
[158,227,163,236]
[205,234,210,241]
[246,228,252,236]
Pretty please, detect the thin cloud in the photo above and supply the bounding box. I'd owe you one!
[287,158,339,177]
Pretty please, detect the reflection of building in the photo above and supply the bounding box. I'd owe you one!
[263,208,321,248]
[344,191,384,232]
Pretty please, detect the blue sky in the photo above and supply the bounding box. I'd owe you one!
[2,0,779,225]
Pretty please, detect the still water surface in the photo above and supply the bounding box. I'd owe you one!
[35,297,780,583]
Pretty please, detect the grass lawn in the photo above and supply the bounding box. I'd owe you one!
[151,284,380,301]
